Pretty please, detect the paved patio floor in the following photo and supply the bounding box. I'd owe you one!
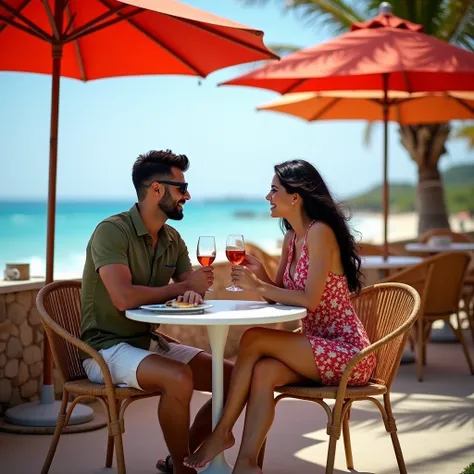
[1,337,473,474]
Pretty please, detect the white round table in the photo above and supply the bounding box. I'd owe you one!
[126,300,306,474]
[361,255,423,269]
[405,242,474,253]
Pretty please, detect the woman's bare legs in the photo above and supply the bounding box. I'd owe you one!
[184,327,320,469]
[233,358,305,474]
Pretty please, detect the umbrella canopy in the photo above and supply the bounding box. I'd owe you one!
[221,5,474,257]
[221,11,474,94]
[0,0,277,419]
[1,0,279,79]
[257,91,474,124]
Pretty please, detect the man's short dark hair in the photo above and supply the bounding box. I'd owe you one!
[132,150,190,201]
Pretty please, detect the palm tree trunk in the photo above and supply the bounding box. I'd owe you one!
[399,123,451,235]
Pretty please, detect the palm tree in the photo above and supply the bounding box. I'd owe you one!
[240,0,474,233]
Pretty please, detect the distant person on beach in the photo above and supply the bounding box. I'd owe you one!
[80,150,233,474]
[184,159,376,474]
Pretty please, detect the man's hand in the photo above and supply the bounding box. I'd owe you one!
[187,266,214,294]
[177,291,204,305]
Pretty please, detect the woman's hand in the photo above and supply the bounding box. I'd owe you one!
[177,291,203,305]
[242,254,265,279]
[231,265,261,291]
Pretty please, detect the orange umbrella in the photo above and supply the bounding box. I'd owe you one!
[258,90,474,248]
[222,4,474,256]
[1,0,277,427]
[258,91,474,124]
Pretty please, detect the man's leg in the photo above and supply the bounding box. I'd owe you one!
[136,354,196,474]
[187,352,234,453]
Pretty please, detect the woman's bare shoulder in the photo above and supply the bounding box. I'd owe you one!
[308,221,335,241]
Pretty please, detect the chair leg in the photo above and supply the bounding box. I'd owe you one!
[105,433,115,468]
[325,433,339,474]
[105,400,120,468]
[41,391,68,474]
[453,313,474,375]
[469,303,474,345]
[257,438,267,469]
[383,395,407,474]
[109,400,127,474]
[342,408,354,470]
[416,319,424,382]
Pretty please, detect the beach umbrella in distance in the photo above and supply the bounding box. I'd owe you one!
[257,90,474,248]
[221,3,474,257]
[0,0,278,428]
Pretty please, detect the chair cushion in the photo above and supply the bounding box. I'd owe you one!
[65,379,159,398]
[275,382,387,399]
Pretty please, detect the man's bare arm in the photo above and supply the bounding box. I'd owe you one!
[99,264,191,311]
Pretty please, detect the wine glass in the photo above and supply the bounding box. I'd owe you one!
[226,234,245,292]
[197,236,216,292]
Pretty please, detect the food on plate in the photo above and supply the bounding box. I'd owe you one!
[165,300,199,308]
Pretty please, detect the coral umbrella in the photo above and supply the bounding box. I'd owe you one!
[0,0,277,428]
[221,4,474,256]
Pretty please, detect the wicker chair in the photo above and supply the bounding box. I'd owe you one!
[36,280,171,474]
[258,282,420,474]
[383,252,474,380]
[418,229,474,347]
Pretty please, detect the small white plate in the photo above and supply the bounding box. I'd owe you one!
[139,303,213,313]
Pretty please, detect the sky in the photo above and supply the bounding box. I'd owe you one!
[0,0,473,202]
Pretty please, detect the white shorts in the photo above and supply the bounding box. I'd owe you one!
[82,340,203,390]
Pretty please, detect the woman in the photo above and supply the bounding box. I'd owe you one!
[184,160,376,474]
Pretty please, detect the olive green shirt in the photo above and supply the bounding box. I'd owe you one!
[80,204,192,356]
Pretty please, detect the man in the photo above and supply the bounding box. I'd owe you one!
[80,150,233,474]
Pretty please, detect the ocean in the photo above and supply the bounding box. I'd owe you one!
[0,200,380,279]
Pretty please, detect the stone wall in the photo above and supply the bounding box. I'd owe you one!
[0,288,45,415]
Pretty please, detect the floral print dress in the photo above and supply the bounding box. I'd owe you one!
[283,223,376,386]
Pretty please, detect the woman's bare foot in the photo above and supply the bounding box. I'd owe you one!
[232,459,262,474]
[174,465,196,474]
[183,429,235,469]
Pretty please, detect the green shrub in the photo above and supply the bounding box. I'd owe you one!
[461,463,474,474]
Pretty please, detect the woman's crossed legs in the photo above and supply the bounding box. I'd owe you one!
[184,327,321,474]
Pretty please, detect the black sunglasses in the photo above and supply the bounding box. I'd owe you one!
[157,180,188,195]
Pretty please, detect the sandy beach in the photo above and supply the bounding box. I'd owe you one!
[354,212,474,245]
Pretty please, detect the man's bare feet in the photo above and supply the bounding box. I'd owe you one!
[232,459,262,474]
[183,429,235,469]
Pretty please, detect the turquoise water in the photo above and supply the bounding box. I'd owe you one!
[0,200,372,278]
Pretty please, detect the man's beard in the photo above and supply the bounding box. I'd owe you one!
[158,190,185,220]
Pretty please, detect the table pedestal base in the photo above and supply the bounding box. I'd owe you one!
[201,325,233,474]
[200,455,233,474]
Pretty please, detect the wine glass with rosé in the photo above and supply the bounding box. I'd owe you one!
[226,234,246,292]
[197,236,216,292]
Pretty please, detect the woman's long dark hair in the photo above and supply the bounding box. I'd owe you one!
[275,159,362,293]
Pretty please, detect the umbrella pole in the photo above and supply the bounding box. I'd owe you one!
[382,74,389,260]
[40,43,61,392]
[4,0,95,429]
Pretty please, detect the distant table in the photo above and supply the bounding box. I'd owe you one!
[362,255,423,269]
[405,242,474,253]
[126,300,306,474]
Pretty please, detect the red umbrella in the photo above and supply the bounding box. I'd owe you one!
[222,9,474,93]
[1,0,277,427]
[221,5,474,257]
